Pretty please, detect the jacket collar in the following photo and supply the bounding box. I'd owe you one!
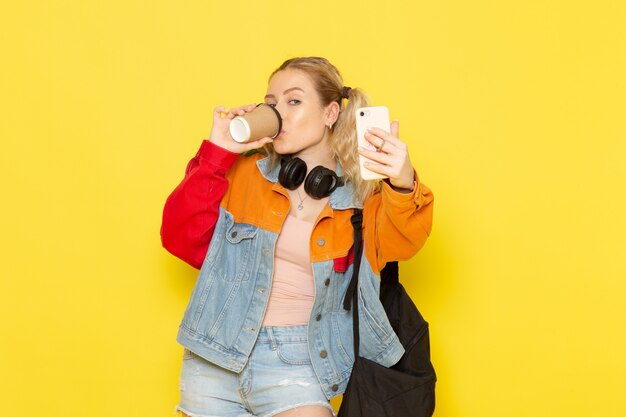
[256,156,362,210]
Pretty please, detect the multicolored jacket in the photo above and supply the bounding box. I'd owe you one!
[161,140,434,399]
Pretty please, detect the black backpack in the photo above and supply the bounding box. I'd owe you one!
[338,210,436,417]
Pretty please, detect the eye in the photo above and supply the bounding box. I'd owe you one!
[288,99,301,105]
[266,102,277,108]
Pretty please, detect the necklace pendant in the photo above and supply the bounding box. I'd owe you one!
[298,202,304,210]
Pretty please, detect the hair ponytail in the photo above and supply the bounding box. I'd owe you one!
[330,87,376,203]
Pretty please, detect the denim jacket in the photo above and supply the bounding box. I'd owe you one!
[162,141,434,399]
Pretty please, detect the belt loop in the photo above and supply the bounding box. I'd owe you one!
[267,327,277,350]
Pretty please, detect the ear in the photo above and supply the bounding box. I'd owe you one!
[324,102,340,125]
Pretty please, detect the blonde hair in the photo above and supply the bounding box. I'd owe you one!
[264,57,377,204]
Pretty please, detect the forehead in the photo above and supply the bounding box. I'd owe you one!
[267,69,315,93]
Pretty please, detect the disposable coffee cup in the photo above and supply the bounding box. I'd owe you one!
[229,104,282,143]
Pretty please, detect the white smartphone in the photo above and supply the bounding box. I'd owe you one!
[355,106,390,180]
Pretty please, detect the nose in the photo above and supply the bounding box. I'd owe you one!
[274,102,287,120]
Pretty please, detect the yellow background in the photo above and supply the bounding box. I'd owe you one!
[1,1,624,416]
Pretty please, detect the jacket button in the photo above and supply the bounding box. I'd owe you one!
[316,314,322,321]
[317,238,325,247]
[320,350,328,358]
[324,278,330,287]
[331,384,339,392]
[231,231,238,238]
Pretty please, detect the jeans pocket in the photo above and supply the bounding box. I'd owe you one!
[276,342,312,366]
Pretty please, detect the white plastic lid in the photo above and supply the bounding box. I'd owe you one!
[229,117,251,143]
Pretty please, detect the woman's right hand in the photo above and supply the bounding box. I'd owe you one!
[209,104,274,154]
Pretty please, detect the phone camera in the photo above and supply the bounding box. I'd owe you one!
[359,111,365,116]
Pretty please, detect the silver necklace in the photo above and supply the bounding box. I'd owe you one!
[296,188,309,210]
[293,155,334,211]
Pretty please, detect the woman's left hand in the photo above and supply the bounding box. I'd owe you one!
[358,120,416,191]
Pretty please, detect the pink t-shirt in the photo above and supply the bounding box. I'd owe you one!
[262,214,316,326]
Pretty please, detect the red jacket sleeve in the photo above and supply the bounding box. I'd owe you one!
[161,140,239,269]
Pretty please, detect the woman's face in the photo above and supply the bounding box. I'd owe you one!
[264,69,336,157]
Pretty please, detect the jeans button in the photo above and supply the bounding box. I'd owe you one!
[324,278,330,286]
[317,238,325,247]
[320,350,328,359]
[316,314,322,321]
[331,384,339,392]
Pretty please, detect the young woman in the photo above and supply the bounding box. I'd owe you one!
[161,57,434,417]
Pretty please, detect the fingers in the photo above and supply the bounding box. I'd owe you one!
[227,103,257,118]
[359,119,414,189]
[359,146,393,165]
[363,131,382,151]
[366,126,405,149]
[213,106,228,121]
[358,146,413,189]
[363,131,400,153]
[361,160,393,178]
[239,137,274,152]
[390,120,399,138]
[357,150,397,179]
[213,104,257,120]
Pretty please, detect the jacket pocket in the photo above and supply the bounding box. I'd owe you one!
[358,286,392,343]
[211,213,258,282]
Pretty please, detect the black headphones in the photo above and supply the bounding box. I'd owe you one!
[278,156,344,199]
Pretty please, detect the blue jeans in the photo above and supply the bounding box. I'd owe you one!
[176,325,335,417]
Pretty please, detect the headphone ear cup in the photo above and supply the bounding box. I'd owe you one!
[304,166,341,199]
[278,157,307,190]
